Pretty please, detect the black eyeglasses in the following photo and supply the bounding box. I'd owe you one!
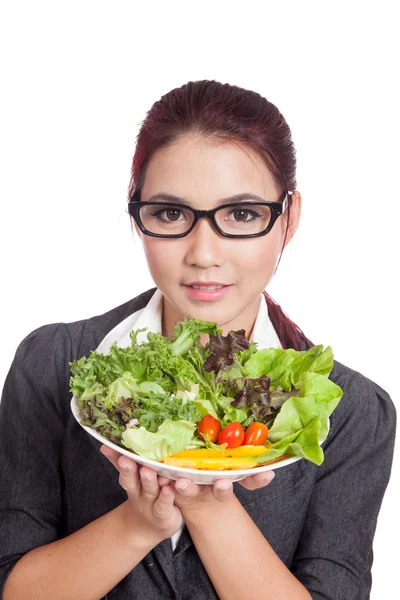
[127,191,291,239]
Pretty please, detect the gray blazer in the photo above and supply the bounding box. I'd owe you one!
[0,288,396,600]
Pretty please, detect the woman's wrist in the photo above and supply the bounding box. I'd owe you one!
[180,494,238,527]
[116,501,165,551]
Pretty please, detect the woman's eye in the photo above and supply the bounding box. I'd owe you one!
[228,208,260,222]
[152,208,184,222]
[165,208,181,221]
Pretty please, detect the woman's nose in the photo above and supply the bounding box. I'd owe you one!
[184,217,225,268]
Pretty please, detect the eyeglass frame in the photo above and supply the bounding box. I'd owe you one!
[127,190,292,239]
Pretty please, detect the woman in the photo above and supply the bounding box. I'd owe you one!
[0,80,396,600]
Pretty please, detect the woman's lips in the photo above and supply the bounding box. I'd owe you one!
[184,284,232,302]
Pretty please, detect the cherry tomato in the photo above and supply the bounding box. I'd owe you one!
[243,422,268,446]
[218,422,245,448]
[198,414,221,443]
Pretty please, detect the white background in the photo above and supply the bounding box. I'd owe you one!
[0,1,398,597]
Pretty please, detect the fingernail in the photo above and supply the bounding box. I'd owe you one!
[265,471,275,483]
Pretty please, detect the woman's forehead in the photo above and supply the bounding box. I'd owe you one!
[142,136,279,203]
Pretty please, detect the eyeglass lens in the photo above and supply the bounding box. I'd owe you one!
[138,203,272,236]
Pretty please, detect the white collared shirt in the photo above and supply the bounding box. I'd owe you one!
[96,288,281,353]
[96,288,282,550]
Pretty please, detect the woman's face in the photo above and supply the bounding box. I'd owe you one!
[137,135,301,337]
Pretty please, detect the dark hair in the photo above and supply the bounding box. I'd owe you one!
[127,79,312,351]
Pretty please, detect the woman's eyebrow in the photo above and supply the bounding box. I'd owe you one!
[146,192,266,205]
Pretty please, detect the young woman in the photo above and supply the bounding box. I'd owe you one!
[0,80,396,600]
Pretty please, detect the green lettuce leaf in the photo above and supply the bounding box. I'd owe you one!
[253,417,324,465]
[193,398,219,420]
[170,318,221,356]
[243,348,294,389]
[121,419,196,461]
[103,372,166,410]
[215,395,249,426]
[243,345,334,392]
[268,372,343,443]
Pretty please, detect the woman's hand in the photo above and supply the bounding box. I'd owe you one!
[101,444,275,520]
[100,445,183,547]
[168,469,276,512]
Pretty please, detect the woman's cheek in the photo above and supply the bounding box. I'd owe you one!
[142,239,181,281]
[234,239,278,277]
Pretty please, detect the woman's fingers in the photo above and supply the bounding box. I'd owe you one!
[117,456,141,498]
[139,466,161,501]
[100,445,141,498]
[158,475,173,487]
[174,478,198,496]
[212,478,233,501]
[100,443,273,501]
[174,477,234,504]
[153,484,176,517]
[174,478,233,501]
[100,444,123,471]
[101,445,170,502]
[238,470,275,490]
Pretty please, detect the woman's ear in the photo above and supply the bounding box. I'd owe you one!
[283,191,302,248]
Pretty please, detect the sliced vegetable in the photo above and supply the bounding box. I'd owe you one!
[223,444,268,457]
[167,445,268,459]
[163,456,258,470]
[167,448,226,459]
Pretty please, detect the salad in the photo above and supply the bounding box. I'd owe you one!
[69,318,343,470]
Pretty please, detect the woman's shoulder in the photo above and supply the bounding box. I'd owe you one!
[330,358,394,411]
[3,288,158,420]
[16,287,157,361]
[325,358,396,446]
[65,287,157,356]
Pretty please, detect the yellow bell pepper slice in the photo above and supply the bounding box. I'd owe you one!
[225,445,269,458]
[168,445,269,460]
[167,449,223,459]
[163,456,259,470]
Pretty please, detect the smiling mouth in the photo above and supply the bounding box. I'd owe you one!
[183,282,232,302]
[189,284,225,290]
[185,281,232,291]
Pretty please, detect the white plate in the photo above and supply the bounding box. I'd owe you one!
[71,396,326,485]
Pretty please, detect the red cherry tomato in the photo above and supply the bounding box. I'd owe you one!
[198,414,221,443]
[243,422,268,446]
[218,422,245,448]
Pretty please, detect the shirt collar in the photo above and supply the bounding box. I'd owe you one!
[250,294,282,349]
[96,288,281,353]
